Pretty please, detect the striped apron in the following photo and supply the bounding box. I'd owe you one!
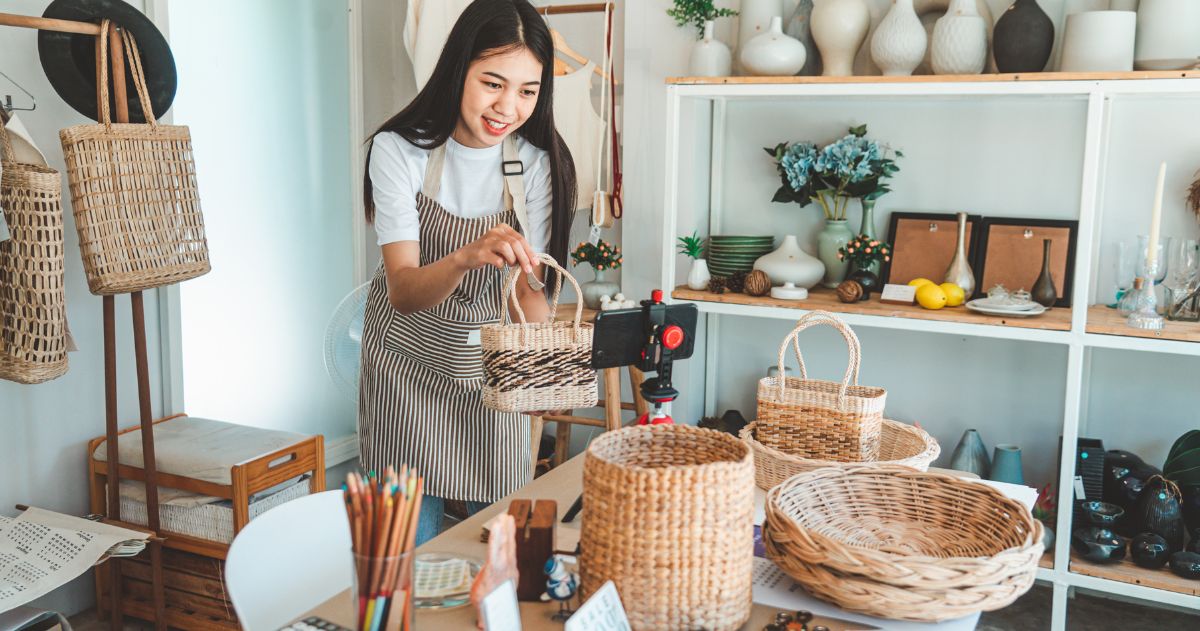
[358,136,533,502]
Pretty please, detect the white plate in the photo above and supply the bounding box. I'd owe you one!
[965,300,1047,318]
[968,298,1040,311]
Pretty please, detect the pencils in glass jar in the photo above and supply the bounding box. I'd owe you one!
[344,466,423,631]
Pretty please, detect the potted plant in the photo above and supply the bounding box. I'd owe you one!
[766,124,901,287]
[668,0,738,77]
[836,233,891,300]
[677,231,710,290]
[571,239,623,309]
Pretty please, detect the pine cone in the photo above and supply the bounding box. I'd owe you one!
[744,270,771,296]
[836,280,863,303]
[707,276,728,294]
[726,270,748,293]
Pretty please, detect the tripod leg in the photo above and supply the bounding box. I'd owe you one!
[132,291,166,630]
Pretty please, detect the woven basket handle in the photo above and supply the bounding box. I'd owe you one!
[97,22,158,128]
[501,253,584,331]
[775,310,862,404]
[0,112,15,163]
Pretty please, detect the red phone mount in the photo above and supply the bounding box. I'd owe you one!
[635,290,684,426]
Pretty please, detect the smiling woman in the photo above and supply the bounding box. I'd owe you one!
[358,0,577,545]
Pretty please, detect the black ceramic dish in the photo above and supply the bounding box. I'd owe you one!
[1169,551,1200,580]
[1130,533,1171,569]
[1082,501,1124,527]
[1071,527,1127,564]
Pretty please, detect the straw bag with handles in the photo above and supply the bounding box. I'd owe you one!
[480,254,597,413]
[0,114,69,384]
[756,310,886,461]
[59,23,209,296]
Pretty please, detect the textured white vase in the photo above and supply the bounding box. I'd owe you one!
[871,0,927,76]
[811,0,870,77]
[753,235,825,289]
[740,16,807,75]
[1060,10,1136,72]
[737,0,785,73]
[931,0,987,74]
[690,21,733,76]
[1134,0,1200,70]
[687,259,712,290]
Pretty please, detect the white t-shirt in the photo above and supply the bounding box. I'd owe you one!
[369,132,553,253]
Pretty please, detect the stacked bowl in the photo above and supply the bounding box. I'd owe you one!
[708,235,774,277]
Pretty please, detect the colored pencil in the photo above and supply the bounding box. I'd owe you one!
[344,465,423,631]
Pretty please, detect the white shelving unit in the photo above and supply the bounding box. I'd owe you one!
[659,72,1200,630]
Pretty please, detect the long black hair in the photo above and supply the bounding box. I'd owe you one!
[363,0,577,266]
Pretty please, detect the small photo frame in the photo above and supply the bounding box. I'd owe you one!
[881,212,982,287]
[975,218,1079,307]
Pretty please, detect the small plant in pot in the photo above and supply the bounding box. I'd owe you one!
[571,239,623,310]
[677,231,710,291]
[836,234,891,300]
[667,0,739,77]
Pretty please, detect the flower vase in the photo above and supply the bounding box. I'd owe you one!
[689,21,733,77]
[847,268,880,300]
[858,198,880,276]
[870,0,927,76]
[811,0,870,77]
[943,211,975,297]
[817,219,854,288]
[740,16,808,76]
[992,0,1055,73]
[1032,238,1058,308]
[785,0,822,75]
[753,235,825,288]
[990,444,1025,485]
[737,0,785,73]
[580,268,620,310]
[931,0,988,74]
[948,429,991,478]
[687,259,712,291]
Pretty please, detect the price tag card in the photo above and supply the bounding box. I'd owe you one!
[480,579,522,631]
[879,284,917,305]
[565,580,630,631]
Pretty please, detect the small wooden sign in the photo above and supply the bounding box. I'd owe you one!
[879,284,917,305]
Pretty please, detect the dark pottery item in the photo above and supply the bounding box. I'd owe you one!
[846,268,879,300]
[948,429,990,478]
[1182,485,1200,533]
[1133,476,1185,552]
[1186,528,1200,554]
[1169,551,1200,580]
[1130,532,1171,569]
[1106,449,1150,471]
[992,0,1055,73]
[1031,239,1058,308]
[1082,501,1124,527]
[1071,527,1127,564]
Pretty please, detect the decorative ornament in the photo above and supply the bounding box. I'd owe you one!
[836,280,863,303]
[708,276,728,294]
[726,270,748,294]
[744,270,771,296]
[540,554,580,621]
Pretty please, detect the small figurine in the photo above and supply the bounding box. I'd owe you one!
[540,554,579,621]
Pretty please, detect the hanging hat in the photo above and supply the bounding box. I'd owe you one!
[37,0,177,123]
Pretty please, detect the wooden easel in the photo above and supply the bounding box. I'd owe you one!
[0,12,168,631]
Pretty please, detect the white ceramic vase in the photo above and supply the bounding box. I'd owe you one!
[737,0,785,73]
[690,21,733,76]
[1134,0,1200,70]
[1060,10,1136,72]
[687,259,712,291]
[871,0,927,76]
[931,0,988,75]
[753,235,825,289]
[740,16,807,76]
[811,0,870,77]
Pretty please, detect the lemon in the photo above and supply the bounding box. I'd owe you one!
[939,282,966,307]
[908,277,935,288]
[916,283,948,310]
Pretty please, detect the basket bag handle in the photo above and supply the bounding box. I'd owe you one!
[775,310,863,404]
[97,21,158,128]
[0,113,17,165]
[500,253,586,334]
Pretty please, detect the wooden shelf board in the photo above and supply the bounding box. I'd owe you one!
[1040,552,1054,570]
[1070,552,1200,598]
[1086,305,1200,344]
[667,71,1200,86]
[672,286,1073,332]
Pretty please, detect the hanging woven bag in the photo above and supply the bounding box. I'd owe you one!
[481,253,597,413]
[59,23,209,296]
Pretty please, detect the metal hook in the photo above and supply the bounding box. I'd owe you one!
[0,70,36,113]
[1024,229,1034,239]
[929,223,938,232]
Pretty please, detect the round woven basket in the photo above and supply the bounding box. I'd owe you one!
[763,465,1042,622]
[741,420,940,490]
[581,425,754,631]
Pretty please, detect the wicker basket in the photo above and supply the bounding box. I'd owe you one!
[581,425,754,631]
[0,114,68,384]
[756,311,886,461]
[59,25,209,296]
[763,465,1042,622]
[481,254,597,413]
[741,420,939,490]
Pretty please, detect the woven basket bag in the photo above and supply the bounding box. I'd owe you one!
[581,424,755,631]
[0,114,69,384]
[59,24,209,296]
[741,419,939,490]
[481,254,597,413]
[756,311,886,461]
[763,465,1043,622]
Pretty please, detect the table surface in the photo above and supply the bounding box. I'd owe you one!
[300,455,981,631]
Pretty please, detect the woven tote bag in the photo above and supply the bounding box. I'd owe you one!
[0,114,69,384]
[59,24,209,296]
[756,310,886,461]
[481,254,597,413]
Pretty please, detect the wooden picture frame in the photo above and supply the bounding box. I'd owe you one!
[975,218,1079,307]
[881,212,983,287]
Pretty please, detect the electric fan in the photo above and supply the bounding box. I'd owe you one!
[323,282,371,401]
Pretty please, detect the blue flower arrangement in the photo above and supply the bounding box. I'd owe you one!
[765,125,902,220]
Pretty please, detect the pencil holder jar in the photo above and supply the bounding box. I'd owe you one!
[580,424,755,631]
[353,551,413,631]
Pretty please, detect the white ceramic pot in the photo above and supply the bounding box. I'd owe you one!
[914,0,994,75]
[740,16,808,75]
[1060,11,1136,72]
[753,235,825,289]
[931,0,987,74]
[687,259,712,291]
[737,0,785,72]
[690,21,733,76]
[811,0,870,77]
[871,0,927,76]
[1134,0,1200,70]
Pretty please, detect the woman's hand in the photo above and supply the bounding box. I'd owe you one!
[453,224,538,274]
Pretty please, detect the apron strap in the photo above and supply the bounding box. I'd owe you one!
[501,135,531,237]
[421,142,447,199]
